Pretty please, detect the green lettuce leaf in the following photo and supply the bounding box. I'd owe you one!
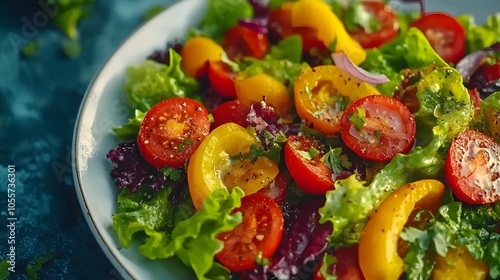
[187,0,253,41]
[267,35,303,64]
[124,49,199,112]
[112,109,145,139]
[240,58,310,93]
[401,202,500,279]
[458,14,500,54]
[472,91,500,140]
[113,186,244,280]
[319,67,472,246]
[361,27,448,96]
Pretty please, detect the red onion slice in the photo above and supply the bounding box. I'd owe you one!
[331,51,390,85]
[456,42,500,81]
[238,17,269,34]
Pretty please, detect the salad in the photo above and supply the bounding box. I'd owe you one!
[105,0,500,279]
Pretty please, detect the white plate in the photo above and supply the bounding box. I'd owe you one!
[72,1,497,279]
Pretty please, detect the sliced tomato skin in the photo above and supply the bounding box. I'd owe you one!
[216,193,284,272]
[444,130,500,204]
[223,25,270,60]
[313,245,365,280]
[348,1,399,49]
[410,13,465,64]
[340,95,416,162]
[258,172,289,205]
[208,60,237,98]
[137,97,210,168]
[210,100,250,130]
[284,135,334,194]
[482,61,500,83]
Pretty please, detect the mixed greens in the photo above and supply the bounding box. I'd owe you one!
[106,0,500,279]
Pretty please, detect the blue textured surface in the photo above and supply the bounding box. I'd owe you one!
[0,1,171,279]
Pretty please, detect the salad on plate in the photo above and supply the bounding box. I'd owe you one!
[104,0,500,279]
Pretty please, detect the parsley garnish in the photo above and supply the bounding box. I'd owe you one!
[374,130,382,139]
[320,147,352,174]
[347,107,366,131]
[160,167,182,181]
[26,252,56,280]
[178,138,194,151]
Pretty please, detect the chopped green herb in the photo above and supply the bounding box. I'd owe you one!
[321,147,352,174]
[208,113,215,123]
[160,167,183,181]
[61,37,81,58]
[21,39,41,58]
[178,138,194,151]
[255,251,271,266]
[0,259,10,280]
[374,130,382,139]
[348,107,366,131]
[309,146,320,158]
[332,95,349,111]
[26,252,56,280]
[305,84,313,99]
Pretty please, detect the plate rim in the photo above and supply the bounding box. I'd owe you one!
[71,0,198,279]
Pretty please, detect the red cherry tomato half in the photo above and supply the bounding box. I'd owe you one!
[410,12,465,64]
[284,135,334,194]
[313,245,365,280]
[137,97,210,168]
[216,193,284,272]
[258,172,289,205]
[210,100,250,130]
[340,95,416,162]
[223,25,270,60]
[208,60,237,98]
[444,130,500,204]
[268,2,326,52]
[348,1,399,49]
[482,61,500,83]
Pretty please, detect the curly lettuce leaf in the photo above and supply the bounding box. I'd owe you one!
[361,27,447,95]
[113,186,244,280]
[401,202,500,279]
[112,109,145,139]
[124,49,199,112]
[319,67,472,246]
[187,0,253,41]
[458,14,500,54]
[267,35,303,64]
[472,91,500,139]
[412,67,474,147]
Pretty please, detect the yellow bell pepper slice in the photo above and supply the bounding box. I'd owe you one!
[290,0,366,65]
[432,246,489,280]
[358,179,445,280]
[235,73,291,117]
[181,36,223,77]
[187,123,279,210]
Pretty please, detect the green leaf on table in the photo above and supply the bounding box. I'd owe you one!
[26,252,56,280]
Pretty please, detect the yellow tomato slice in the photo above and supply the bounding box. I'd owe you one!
[290,0,366,65]
[181,37,223,77]
[294,65,380,135]
[187,123,279,210]
[235,73,291,117]
[358,179,445,280]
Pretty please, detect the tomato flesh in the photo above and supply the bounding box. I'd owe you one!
[444,130,500,204]
[314,245,365,280]
[137,97,210,168]
[216,193,284,272]
[210,100,250,130]
[208,60,237,98]
[410,13,465,64]
[258,172,289,205]
[340,95,416,162]
[348,1,399,49]
[223,25,270,60]
[284,135,334,194]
